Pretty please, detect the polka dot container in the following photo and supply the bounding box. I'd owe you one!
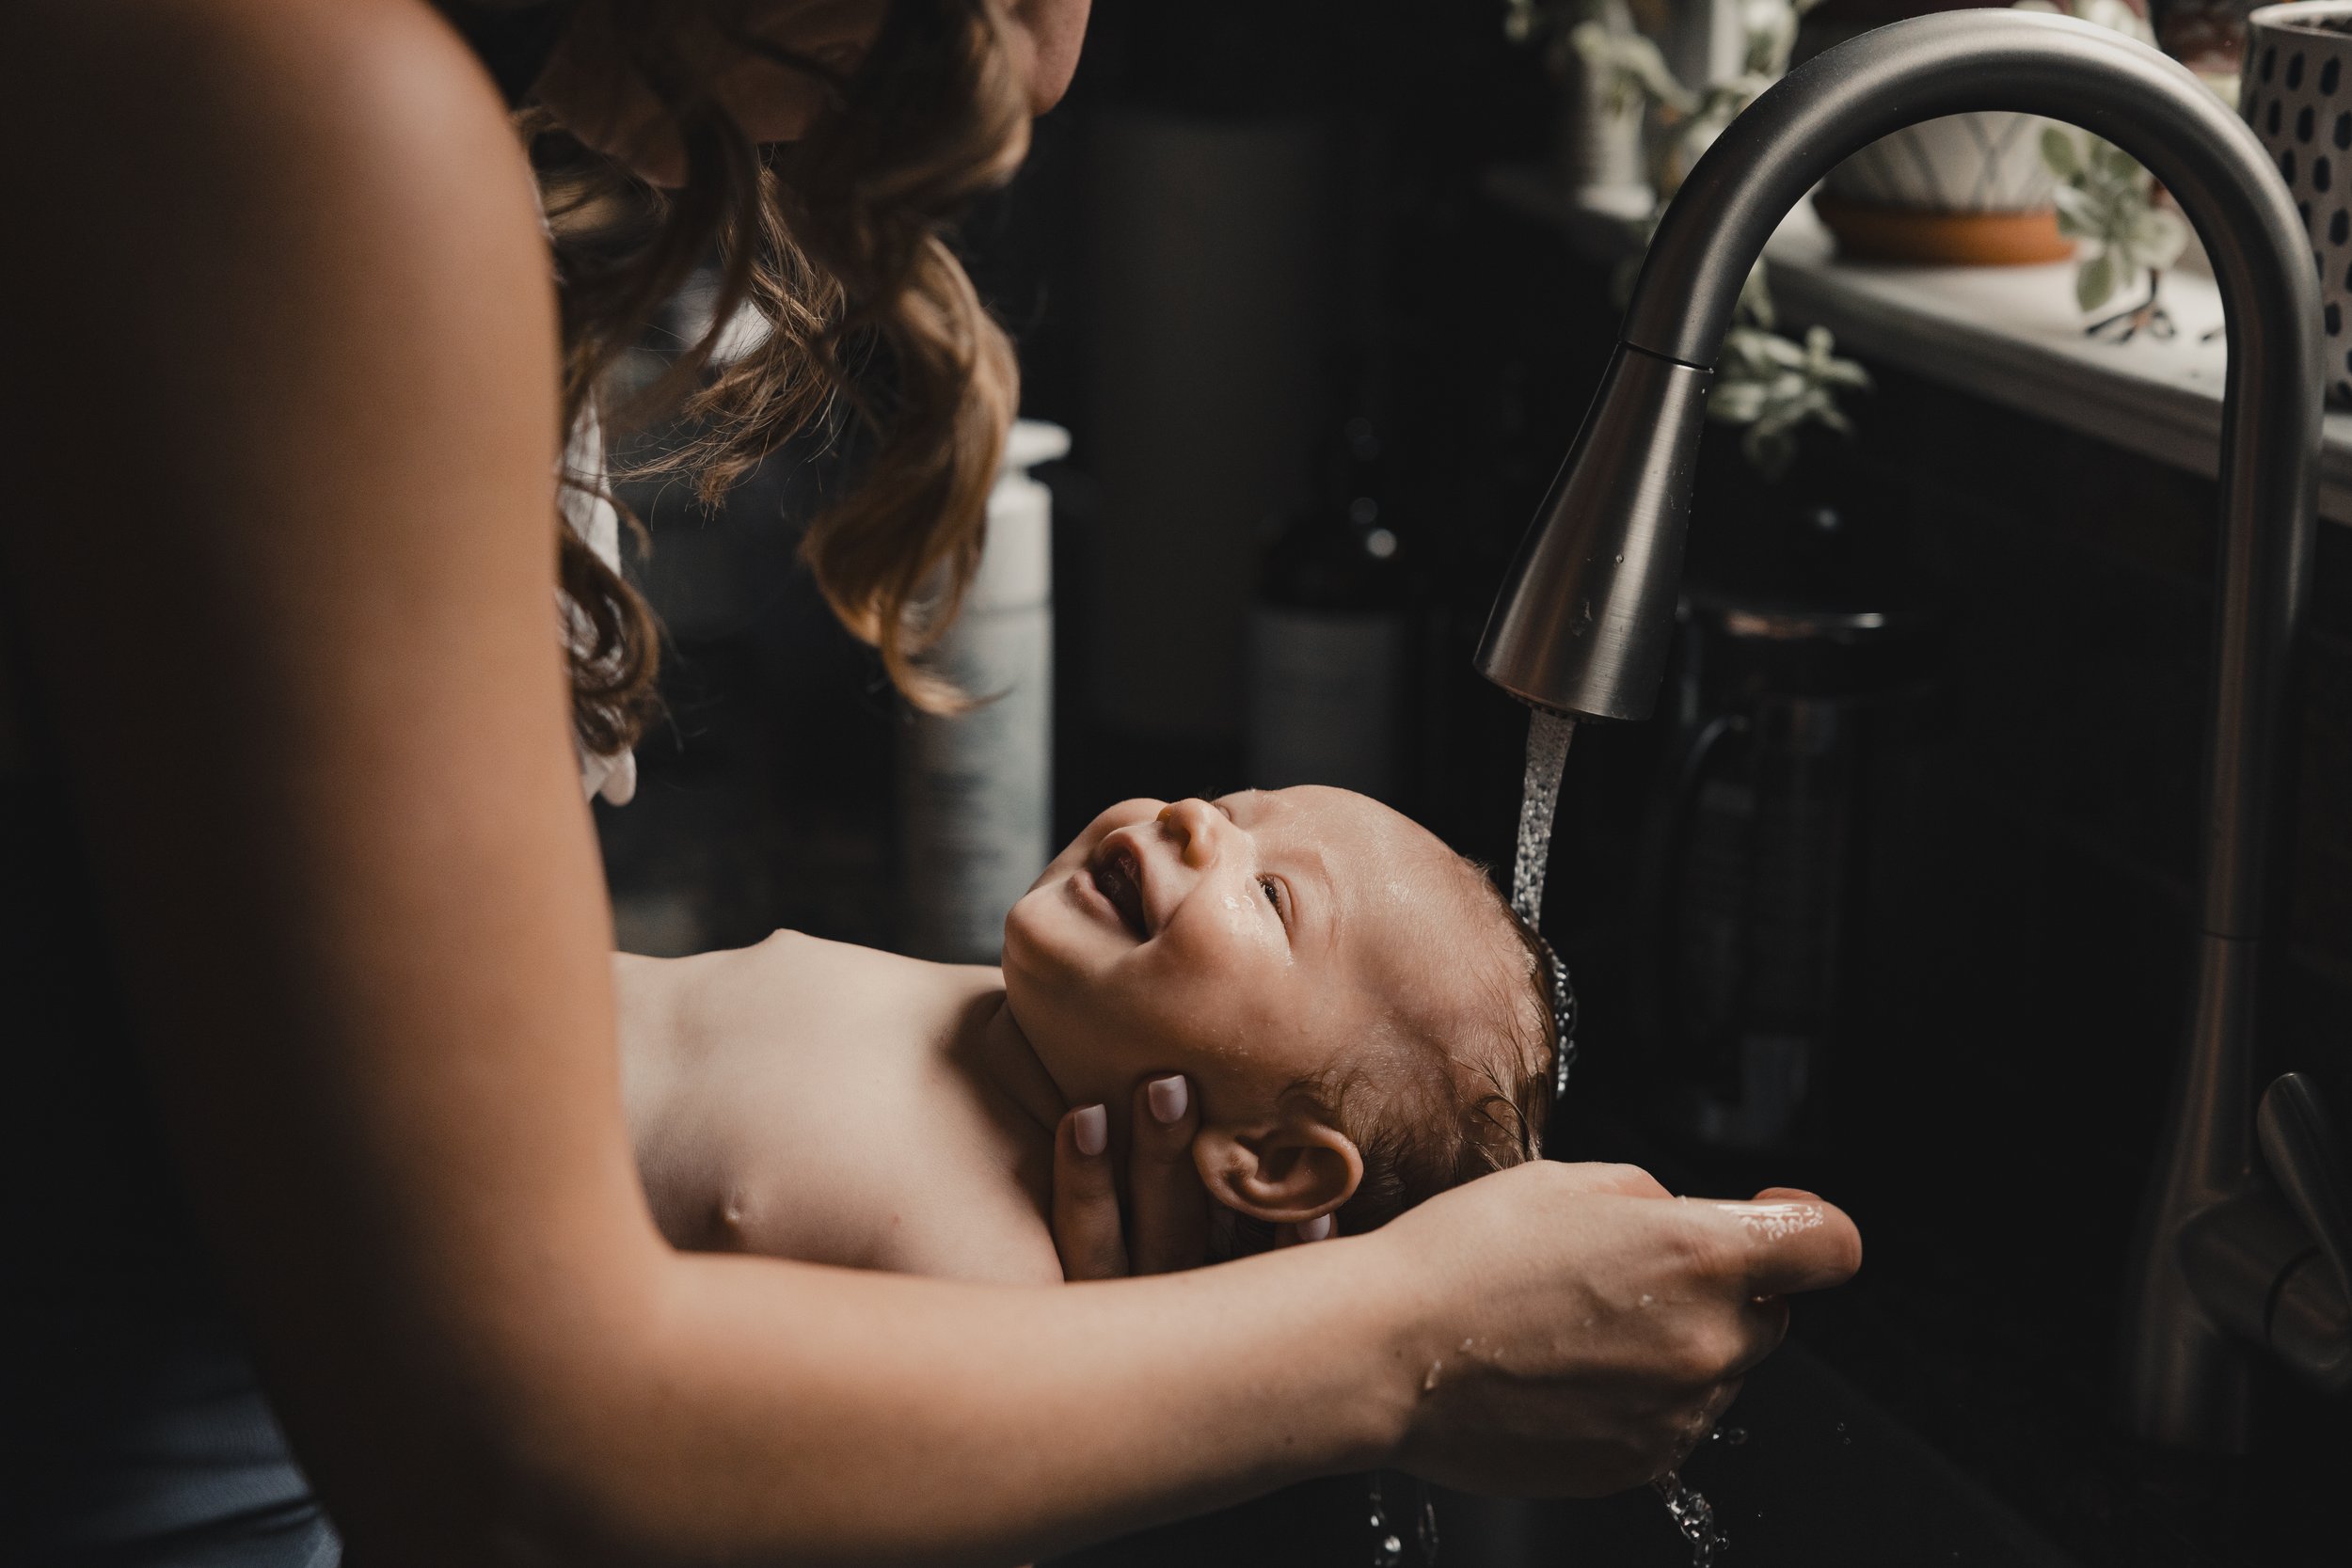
[2246,4,2352,403]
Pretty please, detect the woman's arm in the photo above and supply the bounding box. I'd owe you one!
[1,5,1856,1565]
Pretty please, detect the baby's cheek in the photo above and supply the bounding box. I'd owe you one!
[1218,890,1292,959]
[1199,980,1323,1078]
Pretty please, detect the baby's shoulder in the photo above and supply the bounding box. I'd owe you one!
[692,927,909,1006]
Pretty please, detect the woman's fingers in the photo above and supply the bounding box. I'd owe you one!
[1048,1077,1208,1281]
[1126,1074,1207,1275]
[1051,1104,1127,1281]
[1375,1163,1867,1498]
[1750,1185,1823,1205]
[1708,1196,1865,1297]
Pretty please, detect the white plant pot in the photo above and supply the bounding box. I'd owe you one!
[1556,0,1654,215]
[1794,12,2072,265]
[1822,111,2063,212]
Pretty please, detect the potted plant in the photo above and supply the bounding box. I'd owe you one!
[1798,0,2154,263]
[1506,0,1661,215]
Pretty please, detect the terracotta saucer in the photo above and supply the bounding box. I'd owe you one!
[1812,192,2077,265]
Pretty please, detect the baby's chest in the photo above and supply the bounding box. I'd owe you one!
[866,1150,1065,1287]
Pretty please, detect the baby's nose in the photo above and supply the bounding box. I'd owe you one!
[1156,798,1221,867]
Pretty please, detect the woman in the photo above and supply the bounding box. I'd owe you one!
[0,2,1862,1564]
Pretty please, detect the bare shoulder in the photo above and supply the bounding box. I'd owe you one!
[1,0,559,602]
[694,930,953,1008]
[1,0,545,356]
[8,0,519,170]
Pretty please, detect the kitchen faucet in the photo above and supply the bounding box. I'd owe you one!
[1476,10,2349,1449]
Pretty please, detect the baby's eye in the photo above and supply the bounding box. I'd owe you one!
[1259,876,1285,915]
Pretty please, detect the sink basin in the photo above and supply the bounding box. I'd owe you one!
[1437,1338,2079,1567]
[1047,1338,2077,1568]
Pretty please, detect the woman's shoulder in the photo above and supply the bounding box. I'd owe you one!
[8,0,526,207]
[17,0,491,85]
[1,0,556,482]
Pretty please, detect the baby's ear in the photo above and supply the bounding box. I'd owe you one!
[1193,1112,1363,1225]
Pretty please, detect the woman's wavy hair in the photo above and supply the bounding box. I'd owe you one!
[532,0,1029,754]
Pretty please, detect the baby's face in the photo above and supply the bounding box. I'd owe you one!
[1001,786,1500,1130]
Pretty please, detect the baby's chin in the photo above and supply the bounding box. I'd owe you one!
[993,970,1101,1101]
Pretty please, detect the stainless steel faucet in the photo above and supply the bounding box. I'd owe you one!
[1475,10,2350,1449]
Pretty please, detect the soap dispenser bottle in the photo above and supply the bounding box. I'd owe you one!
[898,420,1069,963]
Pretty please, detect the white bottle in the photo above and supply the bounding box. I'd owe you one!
[898,420,1068,962]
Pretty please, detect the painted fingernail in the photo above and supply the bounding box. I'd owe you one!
[1147,1074,1190,1125]
[1073,1104,1108,1157]
[1298,1212,1334,1243]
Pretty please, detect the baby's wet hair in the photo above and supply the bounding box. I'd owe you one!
[1211,857,1558,1258]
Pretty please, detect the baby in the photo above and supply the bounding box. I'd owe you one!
[617,785,1560,1285]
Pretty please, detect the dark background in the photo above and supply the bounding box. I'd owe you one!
[596,3,2352,1562]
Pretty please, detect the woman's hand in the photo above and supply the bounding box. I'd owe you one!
[1049,1082,1862,1500]
[1371,1162,1862,1497]
[1052,1074,1211,1278]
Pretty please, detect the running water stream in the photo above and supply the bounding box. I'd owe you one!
[1510,708,1576,925]
[1358,708,1734,1568]
[1510,705,1732,1568]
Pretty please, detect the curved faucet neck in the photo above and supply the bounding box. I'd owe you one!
[1629,13,2312,388]
[1476,8,2327,1449]
[1625,9,2319,945]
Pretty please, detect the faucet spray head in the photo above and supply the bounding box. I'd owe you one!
[1476,344,1714,722]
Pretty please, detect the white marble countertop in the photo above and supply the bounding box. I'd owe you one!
[1485,163,2352,527]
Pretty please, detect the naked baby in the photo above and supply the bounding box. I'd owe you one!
[617,786,1560,1284]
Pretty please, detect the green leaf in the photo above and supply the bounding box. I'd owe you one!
[2052,184,2101,238]
[1709,383,1767,423]
[2077,249,2118,311]
[2041,125,2083,180]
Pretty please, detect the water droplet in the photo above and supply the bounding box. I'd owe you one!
[1653,1470,1727,1566]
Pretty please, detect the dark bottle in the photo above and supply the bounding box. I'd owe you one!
[1244,416,1415,804]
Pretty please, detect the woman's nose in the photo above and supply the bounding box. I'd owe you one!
[1156,799,1221,867]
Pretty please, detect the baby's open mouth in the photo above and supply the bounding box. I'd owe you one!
[1089,847,1149,940]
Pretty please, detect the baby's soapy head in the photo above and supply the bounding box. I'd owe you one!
[1002,786,1557,1239]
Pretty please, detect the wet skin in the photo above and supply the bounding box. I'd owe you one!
[1007,790,1519,1121]
[1,0,1860,1555]
[625,786,1519,1283]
